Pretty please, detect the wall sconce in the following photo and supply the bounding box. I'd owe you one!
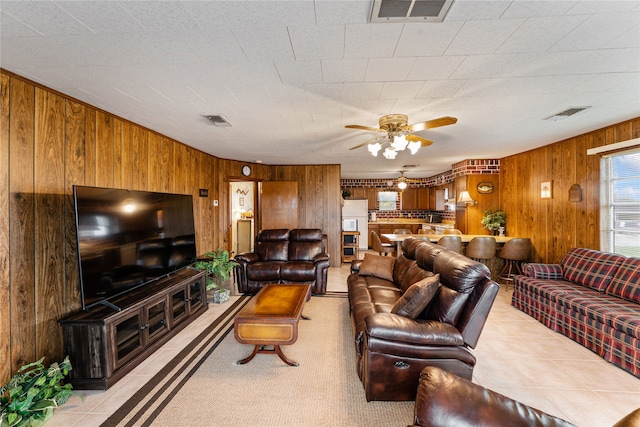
[458,191,476,206]
[541,181,552,199]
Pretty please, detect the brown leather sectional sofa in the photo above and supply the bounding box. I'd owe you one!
[348,237,499,401]
[234,228,330,295]
[410,366,640,427]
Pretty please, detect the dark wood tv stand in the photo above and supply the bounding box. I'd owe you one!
[59,268,207,390]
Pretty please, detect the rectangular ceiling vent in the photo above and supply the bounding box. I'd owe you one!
[370,0,454,23]
[203,114,232,127]
[544,107,591,121]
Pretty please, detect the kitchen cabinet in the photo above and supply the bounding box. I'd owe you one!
[401,188,431,210]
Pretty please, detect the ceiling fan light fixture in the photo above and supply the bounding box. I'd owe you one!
[397,180,407,190]
[391,134,408,151]
[383,147,398,159]
[368,142,382,156]
[408,140,421,154]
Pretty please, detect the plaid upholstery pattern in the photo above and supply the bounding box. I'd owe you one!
[512,248,640,378]
[522,263,563,279]
[561,247,625,292]
[607,257,640,304]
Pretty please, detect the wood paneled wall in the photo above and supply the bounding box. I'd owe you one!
[0,70,341,383]
[500,117,640,264]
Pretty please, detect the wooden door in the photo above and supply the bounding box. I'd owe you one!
[260,181,299,230]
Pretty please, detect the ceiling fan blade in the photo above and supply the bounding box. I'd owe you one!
[406,116,457,132]
[405,134,434,147]
[345,124,386,132]
[349,136,386,151]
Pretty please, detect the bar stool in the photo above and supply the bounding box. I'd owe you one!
[437,235,462,253]
[443,229,462,235]
[465,236,497,265]
[418,227,434,234]
[498,238,532,289]
[370,230,396,256]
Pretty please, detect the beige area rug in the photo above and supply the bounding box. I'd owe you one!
[102,293,414,427]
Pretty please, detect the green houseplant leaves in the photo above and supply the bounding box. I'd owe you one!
[481,210,506,232]
[0,357,73,427]
[192,248,239,292]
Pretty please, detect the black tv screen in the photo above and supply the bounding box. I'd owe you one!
[73,185,197,310]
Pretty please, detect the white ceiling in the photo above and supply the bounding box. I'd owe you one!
[1,0,639,179]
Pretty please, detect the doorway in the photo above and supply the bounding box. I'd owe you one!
[230,181,257,256]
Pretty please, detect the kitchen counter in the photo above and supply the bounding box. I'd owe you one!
[368,219,428,224]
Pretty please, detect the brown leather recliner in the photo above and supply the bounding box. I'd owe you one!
[234,229,330,295]
[348,237,499,401]
[410,366,640,427]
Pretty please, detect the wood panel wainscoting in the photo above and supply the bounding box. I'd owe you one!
[0,70,342,384]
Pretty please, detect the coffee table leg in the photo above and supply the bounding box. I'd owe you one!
[274,345,298,367]
[236,345,261,365]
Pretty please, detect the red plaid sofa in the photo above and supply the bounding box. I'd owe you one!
[512,248,640,378]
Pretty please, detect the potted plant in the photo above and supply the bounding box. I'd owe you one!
[193,248,239,304]
[342,188,352,199]
[1,356,73,427]
[481,210,506,235]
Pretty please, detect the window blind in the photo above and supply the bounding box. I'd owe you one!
[600,148,640,256]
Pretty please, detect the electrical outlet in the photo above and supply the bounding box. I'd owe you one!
[213,200,218,206]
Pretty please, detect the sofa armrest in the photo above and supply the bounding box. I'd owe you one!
[523,263,563,280]
[351,259,363,273]
[365,313,464,347]
[234,252,259,264]
[313,252,330,263]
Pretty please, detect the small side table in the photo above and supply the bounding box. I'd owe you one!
[341,231,360,263]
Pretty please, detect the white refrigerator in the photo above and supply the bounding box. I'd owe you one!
[342,199,369,250]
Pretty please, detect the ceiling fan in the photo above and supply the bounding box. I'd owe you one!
[396,171,420,189]
[346,114,457,159]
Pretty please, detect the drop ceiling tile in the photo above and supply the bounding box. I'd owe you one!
[395,21,464,57]
[55,1,143,34]
[230,62,281,86]
[263,85,309,102]
[416,80,466,98]
[451,54,515,79]
[233,25,295,61]
[500,1,576,19]
[305,83,344,102]
[0,11,41,37]
[248,1,316,26]
[182,1,257,29]
[275,60,323,85]
[566,1,639,15]
[341,82,384,101]
[444,1,511,21]
[379,81,426,99]
[551,12,639,51]
[365,57,416,81]
[605,24,640,49]
[118,1,199,32]
[315,1,371,25]
[289,25,345,60]
[0,0,91,35]
[497,15,588,54]
[345,23,404,58]
[321,58,368,83]
[407,56,465,80]
[180,30,247,62]
[446,19,525,56]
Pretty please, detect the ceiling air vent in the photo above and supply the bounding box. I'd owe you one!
[370,0,454,23]
[203,114,232,127]
[544,107,591,121]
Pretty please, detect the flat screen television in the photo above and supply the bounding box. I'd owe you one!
[73,185,197,310]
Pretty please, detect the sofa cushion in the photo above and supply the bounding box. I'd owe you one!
[280,261,315,282]
[391,274,440,319]
[359,253,395,281]
[288,229,323,261]
[246,261,282,281]
[561,247,625,292]
[607,257,640,304]
[255,229,290,262]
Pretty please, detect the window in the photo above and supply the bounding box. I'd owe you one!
[600,149,640,256]
[378,191,398,211]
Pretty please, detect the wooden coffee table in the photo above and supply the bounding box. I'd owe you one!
[233,284,311,366]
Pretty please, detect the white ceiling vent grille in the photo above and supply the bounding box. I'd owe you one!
[544,107,591,121]
[370,0,454,23]
[203,114,232,127]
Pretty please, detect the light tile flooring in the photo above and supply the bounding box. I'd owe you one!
[48,261,639,427]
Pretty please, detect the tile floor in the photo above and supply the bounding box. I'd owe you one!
[47,261,639,427]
